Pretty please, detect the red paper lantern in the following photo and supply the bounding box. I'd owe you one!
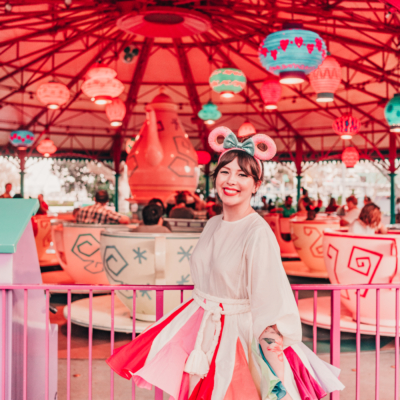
[342,147,359,168]
[36,81,70,109]
[81,63,124,105]
[196,150,211,165]
[309,56,341,103]
[332,114,361,140]
[37,139,57,157]
[260,79,282,110]
[106,98,126,127]
[238,121,256,138]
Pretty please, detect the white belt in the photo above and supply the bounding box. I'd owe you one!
[184,288,251,378]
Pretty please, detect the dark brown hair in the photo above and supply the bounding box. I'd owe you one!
[212,149,263,184]
[346,195,358,205]
[359,203,381,227]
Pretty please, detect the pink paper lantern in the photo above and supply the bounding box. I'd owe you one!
[37,139,57,157]
[238,121,256,138]
[196,150,211,165]
[309,56,341,103]
[342,147,359,168]
[36,81,70,109]
[260,79,282,110]
[81,63,124,105]
[106,98,126,127]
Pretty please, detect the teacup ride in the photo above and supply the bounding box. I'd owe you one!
[48,221,133,292]
[64,230,200,333]
[263,213,299,259]
[299,229,400,336]
[164,218,207,233]
[287,215,340,279]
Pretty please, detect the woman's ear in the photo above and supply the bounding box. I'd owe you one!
[253,180,262,194]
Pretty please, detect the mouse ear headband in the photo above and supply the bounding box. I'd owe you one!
[208,126,277,178]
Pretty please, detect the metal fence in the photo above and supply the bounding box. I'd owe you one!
[1,283,399,400]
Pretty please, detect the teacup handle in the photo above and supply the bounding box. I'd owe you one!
[154,236,166,285]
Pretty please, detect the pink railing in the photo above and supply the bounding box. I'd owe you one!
[1,283,400,400]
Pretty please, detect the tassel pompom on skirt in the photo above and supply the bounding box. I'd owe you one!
[107,289,344,400]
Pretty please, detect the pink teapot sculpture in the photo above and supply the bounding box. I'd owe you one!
[126,93,199,204]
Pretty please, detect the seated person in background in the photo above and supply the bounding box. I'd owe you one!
[260,196,268,211]
[13,194,23,198]
[305,199,320,220]
[0,182,12,198]
[36,194,49,215]
[169,192,195,219]
[326,197,339,213]
[281,195,296,218]
[207,203,223,219]
[364,196,372,206]
[148,198,172,231]
[132,204,171,233]
[348,203,387,235]
[72,208,80,221]
[396,197,400,223]
[76,190,130,224]
[184,190,206,211]
[340,195,360,227]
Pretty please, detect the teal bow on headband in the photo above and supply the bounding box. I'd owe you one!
[223,132,255,156]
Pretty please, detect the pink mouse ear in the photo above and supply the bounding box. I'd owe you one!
[208,126,233,153]
[252,134,277,161]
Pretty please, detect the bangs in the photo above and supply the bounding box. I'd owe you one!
[212,150,263,183]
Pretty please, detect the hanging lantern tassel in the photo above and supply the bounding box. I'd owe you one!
[342,147,359,168]
[106,98,126,127]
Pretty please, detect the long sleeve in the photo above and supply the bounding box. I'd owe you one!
[246,225,302,347]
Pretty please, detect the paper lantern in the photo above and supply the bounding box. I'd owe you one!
[209,68,246,98]
[106,98,126,127]
[197,100,222,125]
[385,94,400,133]
[9,130,35,149]
[259,24,326,84]
[260,79,282,110]
[196,150,211,165]
[309,56,341,103]
[332,115,361,139]
[81,63,124,105]
[36,81,70,109]
[238,121,256,138]
[342,147,359,168]
[37,139,57,157]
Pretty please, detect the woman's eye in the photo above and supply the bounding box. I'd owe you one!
[239,173,247,177]
[220,170,228,174]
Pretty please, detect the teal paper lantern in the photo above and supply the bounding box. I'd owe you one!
[9,130,35,149]
[385,94,400,133]
[259,24,327,84]
[209,68,246,98]
[198,100,222,125]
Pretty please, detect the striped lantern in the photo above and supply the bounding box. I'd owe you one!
[342,147,359,168]
[209,68,246,98]
[260,79,282,110]
[309,56,341,103]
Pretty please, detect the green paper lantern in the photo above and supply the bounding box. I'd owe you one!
[198,100,222,125]
[385,94,400,133]
[209,68,246,98]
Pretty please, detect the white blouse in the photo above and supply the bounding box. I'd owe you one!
[190,212,302,345]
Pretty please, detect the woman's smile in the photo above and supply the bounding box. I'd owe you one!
[222,187,240,196]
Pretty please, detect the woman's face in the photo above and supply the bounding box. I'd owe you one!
[215,157,260,208]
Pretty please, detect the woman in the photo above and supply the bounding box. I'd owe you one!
[106,127,343,400]
[348,202,387,235]
[325,198,339,213]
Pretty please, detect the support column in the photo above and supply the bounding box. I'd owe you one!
[18,149,26,198]
[295,137,303,206]
[204,164,210,198]
[389,131,397,224]
[112,134,122,212]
